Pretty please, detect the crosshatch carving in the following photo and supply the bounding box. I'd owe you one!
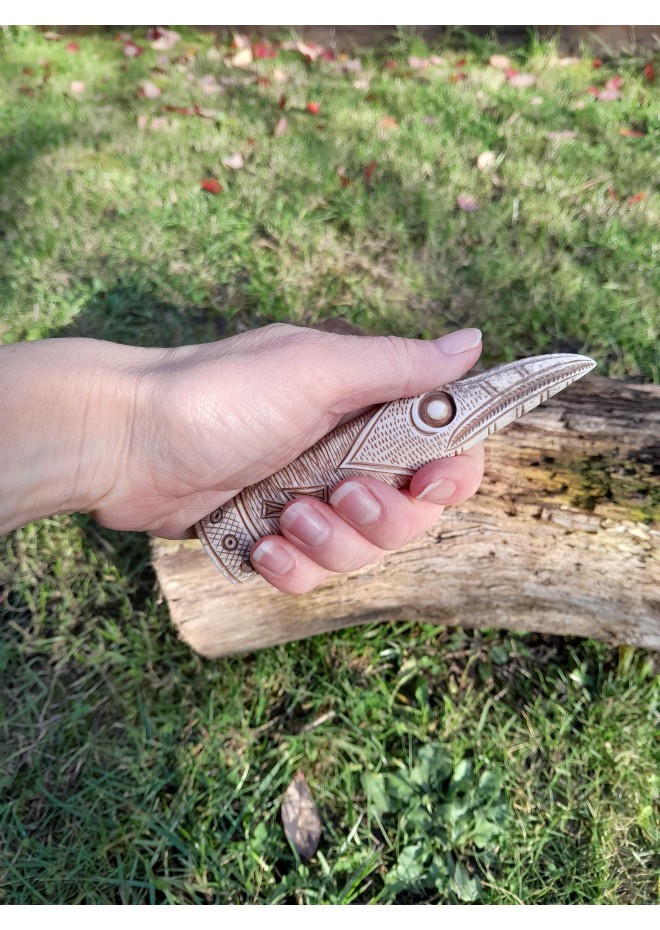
[196,354,596,584]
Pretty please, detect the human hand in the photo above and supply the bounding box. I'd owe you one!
[1,325,484,593]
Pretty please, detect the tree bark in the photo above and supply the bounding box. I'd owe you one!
[152,375,659,657]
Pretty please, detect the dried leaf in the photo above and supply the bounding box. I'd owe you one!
[272,68,287,83]
[139,81,162,100]
[273,116,288,136]
[489,54,511,69]
[364,161,378,183]
[66,41,80,53]
[200,74,223,95]
[151,28,180,51]
[201,178,222,195]
[232,34,251,50]
[450,72,467,83]
[69,80,85,96]
[619,126,645,138]
[547,130,577,140]
[626,192,646,205]
[429,55,446,67]
[592,58,603,68]
[281,771,322,859]
[596,88,621,101]
[457,194,479,212]
[306,101,321,115]
[123,40,146,58]
[507,72,536,89]
[408,56,428,70]
[149,116,168,131]
[136,113,149,130]
[230,47,253,68]
[43,31,63,40]
[253,42,278,59]
[19,85,35,97]
[222,151,244,170]
[643,62,655,83]
[605,75,623,91]
[380,115,398,129]
[476,150,496,170]
[558,56,581,66]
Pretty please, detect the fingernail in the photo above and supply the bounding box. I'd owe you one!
[330,481,382,526]
[416,478,456,503]
[280,500,331,547]
[251,539,295,575]
[436,328,482,354]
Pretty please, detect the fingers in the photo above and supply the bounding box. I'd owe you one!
[250,443,485,593]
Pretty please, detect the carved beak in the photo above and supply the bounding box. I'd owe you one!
[444,354,597,454]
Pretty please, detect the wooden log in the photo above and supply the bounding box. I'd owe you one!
[152,375,660,657]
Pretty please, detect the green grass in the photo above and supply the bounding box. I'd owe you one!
[0,27,658,903]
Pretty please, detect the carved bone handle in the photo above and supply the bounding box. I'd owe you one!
[195,354,596,583]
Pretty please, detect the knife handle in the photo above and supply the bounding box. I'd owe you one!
[195,388,446,584]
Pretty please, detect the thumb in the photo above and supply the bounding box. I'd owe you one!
[318,328,483,413]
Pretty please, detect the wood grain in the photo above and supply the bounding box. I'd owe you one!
[153,375,660,657]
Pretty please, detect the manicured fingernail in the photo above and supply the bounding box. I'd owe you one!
[416,478,456,503]
[280,500,331,547]
[329,481,382,526]
[251,539,295,575]
[436,328,482,354]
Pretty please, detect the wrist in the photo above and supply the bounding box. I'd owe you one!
[0,338,153,533]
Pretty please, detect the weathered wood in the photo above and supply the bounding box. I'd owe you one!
[152,375,660,657]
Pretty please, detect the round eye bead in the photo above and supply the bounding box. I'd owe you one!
[411,390,456,433]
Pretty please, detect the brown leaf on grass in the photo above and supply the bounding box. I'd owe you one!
[69,80,85,96]
[626,192,646,205]
[489,54,511,70]
[43,31,63,40]
[476,150,496,170]
[643,62,655,83]
[273,115,288,136]
[222,152,244,170]
[507,72,536,89]
[151,28,180,51]
[619,126,646,138]
[457,194,479,212]
[19,86,35,97]
[138,81,162,99]
[363,161,378,184]
[281,771,322,859]
[201,178,222,195]
[230,47,253,68]
[381,116,398,129]
[165,104,220,119]
[450,72,467,83]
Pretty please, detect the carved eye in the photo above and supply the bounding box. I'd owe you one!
[411,390,456,433]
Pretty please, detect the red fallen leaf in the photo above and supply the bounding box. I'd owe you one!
[607,186,618,200]
[363,161,378,183]
[365,93,377,102]
[450,72,467,83]
[586,85,600,96]
[380,116,398,129]
[384,59,397,69]
[619,127,645,138]
[278,94,287,109]
[457,194,479,212]
[597,88,621,101]
[339,176,352,187]
[592,58,603,68]
[151,28,180,51]
[605,75,623,90]
[123,40,146,58]
[201,178,222,194]
[455,58,467,67]
[257,76,272,87]
[22,67,34,76]
[66,41,79,53]
[643,62,655,83]
[319,49,335,61]
[626,192,646,205]
[273,115,288,136]
[19,85,35,97]
[253,42,278,59]
[306,101,321,114]
[246,136,256,146]
[504,67,519,78]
